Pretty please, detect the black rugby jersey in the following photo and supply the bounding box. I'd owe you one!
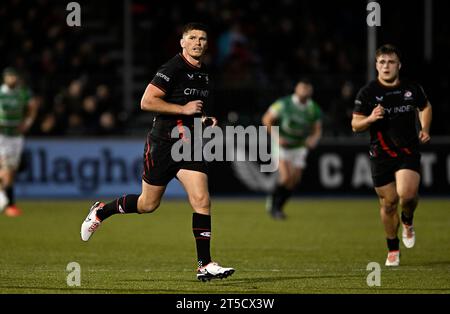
[150,53,210,139]
[353,79,428,159]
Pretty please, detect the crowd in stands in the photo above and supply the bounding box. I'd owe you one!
[1,0,449,137]
[1,0,123,136]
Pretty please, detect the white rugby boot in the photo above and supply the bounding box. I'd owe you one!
[402,223,416,248]
[385,250,400,267]
[197,262,235,281]
[80,201,104,241]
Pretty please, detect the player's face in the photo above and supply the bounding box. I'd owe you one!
[181,29,208,60]
[3,73,18,88]
[376,53,401,83]
[295,83,313,101]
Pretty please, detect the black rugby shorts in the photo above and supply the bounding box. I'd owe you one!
[370,152,421,187]
[142,133,207,186]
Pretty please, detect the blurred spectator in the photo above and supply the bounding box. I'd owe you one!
[326,81,356,137]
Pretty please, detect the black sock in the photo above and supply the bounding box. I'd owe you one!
[192,213,212,268]
[401,211,414,226]
[279,187,293,210]
[270,185,283,211]
[96,194,139,221]
[271,185,293,212]
[387,237,400,251]
[5,186,14,206]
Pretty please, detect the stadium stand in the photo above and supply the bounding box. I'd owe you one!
[1,0,448,136]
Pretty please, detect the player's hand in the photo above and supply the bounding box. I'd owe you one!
[202,116,218,127]
[419,130,431,144]
[183,100,203,115]
[305,136,319,149]
[368,104,385,123]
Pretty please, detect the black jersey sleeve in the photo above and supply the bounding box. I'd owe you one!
[150,62,177,94]
[353,87,372,116]
[415,83,429,110]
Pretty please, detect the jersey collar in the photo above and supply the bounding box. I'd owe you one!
[291,94,310,108]
[0,84,12,93]
[179,53,202,69]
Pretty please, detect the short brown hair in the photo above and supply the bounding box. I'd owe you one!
[182,22,209,36]
[376,44,402,61]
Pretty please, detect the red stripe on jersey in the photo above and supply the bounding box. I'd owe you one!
[377,131,397,157]
[352,112,366,116]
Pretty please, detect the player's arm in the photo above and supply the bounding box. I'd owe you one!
[140,83,203,115]
[351,104,385,132]
[19,96,39,134]
[305,120,322,149]
[262,107,278,134]
[418,101,432,143]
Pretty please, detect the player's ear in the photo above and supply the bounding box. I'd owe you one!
[398,62,402,70]
[180,38,185,49]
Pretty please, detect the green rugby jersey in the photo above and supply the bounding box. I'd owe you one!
[269,95,322,148]
[0,84,31,136]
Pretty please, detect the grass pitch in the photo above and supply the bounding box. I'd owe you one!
[0,198,449,294]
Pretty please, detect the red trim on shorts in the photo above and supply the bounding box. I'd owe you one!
[377,131,397,157]
[145,137,154,172]
[145,138,150,170]
[177,119,189,142]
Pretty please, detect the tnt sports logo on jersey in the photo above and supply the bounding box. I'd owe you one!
[404,90,413,100]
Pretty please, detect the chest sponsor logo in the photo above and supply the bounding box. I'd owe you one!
[384,104,415,115]
[184,88,209,97]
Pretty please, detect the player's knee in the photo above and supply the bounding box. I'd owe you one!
[278,176,289,186]
[399,195,418,209]
[381,198,399,215]
[381,204,397,215]
[190,194,210,212]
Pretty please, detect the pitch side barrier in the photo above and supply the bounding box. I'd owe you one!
[15,137,450,198]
